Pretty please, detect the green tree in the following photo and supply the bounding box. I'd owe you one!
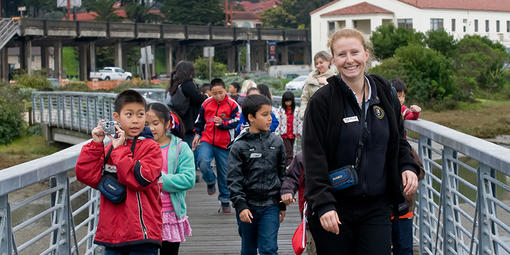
[370,44,455,103]
[124,2,162,23]
[260,0,330,28]
[161,0,223,25]
[25,0,58,17]
[0,82,25,145]
[193,58,227,79]
[83,0,123,21]
[425,29,456,57]
[453,35,510,94]
[370,24,425,60]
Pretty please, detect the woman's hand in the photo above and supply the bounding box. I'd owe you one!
[402,170,418,196]
[239,209,253,223]
[320,210,341,235]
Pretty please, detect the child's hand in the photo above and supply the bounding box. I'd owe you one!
[239,209,253,223]
[109,126,125,149]
[279,210,286,223]
[281,193,295,206]
[410,105,421,113]
[213,116,222,126]
[192,135,201,150]
[91,121,105,143]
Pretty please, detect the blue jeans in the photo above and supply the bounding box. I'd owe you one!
[391,217,414,255]
[236,205,280,255]
[197,141,230,203]
[105,244,159,255]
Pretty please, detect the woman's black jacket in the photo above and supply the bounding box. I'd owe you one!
[302,74,418,217]
[179,79,207,135]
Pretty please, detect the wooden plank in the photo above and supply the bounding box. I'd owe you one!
[180,180,303,254]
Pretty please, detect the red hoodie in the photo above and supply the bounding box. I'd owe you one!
[75,136,162,247]
[194,95,240,149]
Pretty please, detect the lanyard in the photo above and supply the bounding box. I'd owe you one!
[354,81,368,170]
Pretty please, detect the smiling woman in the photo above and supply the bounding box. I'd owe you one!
[302,28,419,255]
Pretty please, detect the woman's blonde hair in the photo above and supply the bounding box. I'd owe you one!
[240,79,257,95]
[327,28,370,56]
[313,51,331,62]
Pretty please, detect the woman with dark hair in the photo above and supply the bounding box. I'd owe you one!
[165,61,207,149]
[275,91,302,166]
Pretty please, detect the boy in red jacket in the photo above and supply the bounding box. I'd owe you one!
[193,78,240,213]
[75,90,163,254]
[392,79,421,120]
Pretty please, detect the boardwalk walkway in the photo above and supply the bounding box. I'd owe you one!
[180,179,303,255]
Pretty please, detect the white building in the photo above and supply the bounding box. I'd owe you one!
[310,0,510,56]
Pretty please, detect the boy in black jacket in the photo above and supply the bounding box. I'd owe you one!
[227,94,286,255]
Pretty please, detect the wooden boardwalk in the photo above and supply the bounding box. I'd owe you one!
[180,179,303,255]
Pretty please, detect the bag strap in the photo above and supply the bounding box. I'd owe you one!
[354,78,368,170]
[102,137,137,174]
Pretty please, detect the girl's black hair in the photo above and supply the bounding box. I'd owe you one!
[257,84,272,100]
[146,102,185,139]
[167,61,195,96]
[281,91,296,111]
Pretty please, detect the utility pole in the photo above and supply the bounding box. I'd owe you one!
[225,0,228,26]
[67,0,71,20]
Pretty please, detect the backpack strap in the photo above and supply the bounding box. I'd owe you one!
[171,139,184,174]
[102,137,137,175]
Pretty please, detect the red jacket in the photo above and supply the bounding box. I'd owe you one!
[401,105,420,120]
[194,95,240,149]
[75,136,162,247]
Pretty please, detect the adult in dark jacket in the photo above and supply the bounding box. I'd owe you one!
[303,28,419,255]
[165,61,207,147]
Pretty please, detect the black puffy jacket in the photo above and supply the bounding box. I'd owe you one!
[227,130,286,212]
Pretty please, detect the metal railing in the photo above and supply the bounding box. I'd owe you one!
[22,90,510,254]
[0,18,19,50]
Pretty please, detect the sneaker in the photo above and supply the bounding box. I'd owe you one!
[220,202,231,213]
[207,183,216,195]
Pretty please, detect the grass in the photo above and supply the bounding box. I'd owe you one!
[0,136,62,169]
[419,99,510,138]
[63,47,79,79]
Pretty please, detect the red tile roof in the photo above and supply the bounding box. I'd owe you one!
[321,2,392,16]
[63,9,162,21]
[239,0,281,14]
[311,0,510,15]
[232,11,260,21]
[398,0,510,12]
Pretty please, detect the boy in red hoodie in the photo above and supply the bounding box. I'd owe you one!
[75,90,162,254]
[193,78,240,213]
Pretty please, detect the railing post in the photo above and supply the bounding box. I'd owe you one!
[87,189,102,255]
[48,95,53,126]
[0,195,14,255]
[49,172,72,255]
[39,95,44,123]
[478,163,496,255]
[417,135,432,254]
[78,96,82,132]
[57,95,61,128]
[31,94,37,124]
[62,96,67,129]
[442,146,458,254]
[70,96,75,130]
[86,96,91,134]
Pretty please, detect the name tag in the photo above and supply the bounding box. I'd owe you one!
[343,116,359,123]
[250,153,262,158]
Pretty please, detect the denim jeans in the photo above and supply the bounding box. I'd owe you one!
[105,244,159,255]
[391,217,414,255]
[197,141,230,203]
[236,205,280,255]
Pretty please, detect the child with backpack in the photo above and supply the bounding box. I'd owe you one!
[275,91,302,166]
[75,90,162,254]
[227,94,287,255]
[146,103,195,255]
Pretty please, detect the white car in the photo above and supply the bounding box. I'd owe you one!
[90,67,132,80]
[285,75,308,91]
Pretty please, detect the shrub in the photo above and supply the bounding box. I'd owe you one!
[0,82,25,144]
[60,82,92,92]
[14,73,52,91]
[193,58,227,80]
[112,79,156,93]
[370,24,425,60]
[425,29,457,57]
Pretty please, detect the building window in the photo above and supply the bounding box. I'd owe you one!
[497,20,500,32]
[430,18,443,31]
[397,19,413,29]
[475,19,478,32]
[451,19,456,32]
[486,20,490,32]
[328,21,335,34]
[508,21,510,32]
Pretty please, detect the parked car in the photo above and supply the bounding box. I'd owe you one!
[90,67,132,80]
[285,75,308,91]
